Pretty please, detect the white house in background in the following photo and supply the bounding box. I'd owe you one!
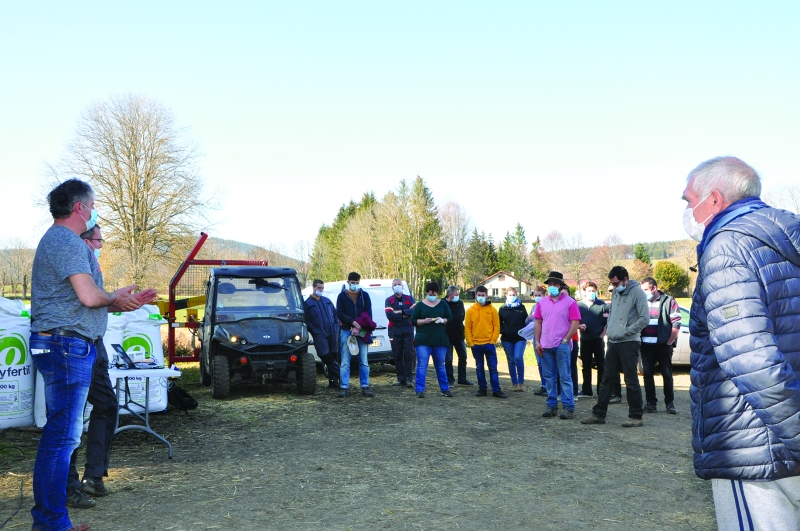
[466,271,534,300]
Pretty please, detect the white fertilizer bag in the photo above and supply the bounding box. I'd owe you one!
[119,305,168,414]
[0,298,34,428]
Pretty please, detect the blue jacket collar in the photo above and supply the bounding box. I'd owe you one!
[697,196,768,259]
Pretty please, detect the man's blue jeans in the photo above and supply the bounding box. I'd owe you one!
[501,340,526,385]
[541,343,574,410]
[415,345,449,393]
[471,343,501,393]
[339,330,370,389]
[30,333,97,531]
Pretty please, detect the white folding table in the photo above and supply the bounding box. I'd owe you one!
[107,367,181,459]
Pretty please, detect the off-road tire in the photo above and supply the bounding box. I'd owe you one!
[211,355,231,399]
[297,351,317,395]
[199,353,211,386]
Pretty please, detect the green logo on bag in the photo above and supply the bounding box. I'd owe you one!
[122,333,153,359]
[0,331,28,366]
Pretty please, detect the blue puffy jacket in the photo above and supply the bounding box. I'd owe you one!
[690,199,800,480]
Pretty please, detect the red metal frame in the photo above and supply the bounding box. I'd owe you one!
[166,232,268,363]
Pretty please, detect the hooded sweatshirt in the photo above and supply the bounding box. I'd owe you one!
[605,279,649,343]
[465,301,500,347]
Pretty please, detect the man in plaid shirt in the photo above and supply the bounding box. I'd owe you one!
[640,276,681,414]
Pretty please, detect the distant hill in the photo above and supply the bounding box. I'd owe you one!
[198,237,301,267]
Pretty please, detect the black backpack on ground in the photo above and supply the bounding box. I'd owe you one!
[167,381,198,411]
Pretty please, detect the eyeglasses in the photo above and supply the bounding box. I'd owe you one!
[89,238,104,244]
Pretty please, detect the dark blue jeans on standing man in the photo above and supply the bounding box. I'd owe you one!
[30,332,97,531]
[471,343,501,393]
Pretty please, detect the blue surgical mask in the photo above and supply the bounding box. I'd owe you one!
[94,248,101,260]
[426,295,438,302]
[586,292,596,301]
[393,285,403,295]
[476,296,486,305]
[533,296,542,303]
[643,289,655,301]
[81,203,98,231]
[616,284,626,293]
[314,290,323,297]
[452,295,459,302]
[348,283,359,292]
[547,286,560,297]
[506,296,516,304]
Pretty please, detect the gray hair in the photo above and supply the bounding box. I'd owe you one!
[392,278,403,285]
[446,285,460,296]
[688,156,761,203]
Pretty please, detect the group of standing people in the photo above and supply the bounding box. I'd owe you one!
[24,156,800,530]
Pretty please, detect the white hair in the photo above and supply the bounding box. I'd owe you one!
[687,156,761,203]
[446,285,460,296]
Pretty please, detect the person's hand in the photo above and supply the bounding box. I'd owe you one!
[580,324,587,331]
[536,344,543,355]
[134,288,158,305]
[426,318,433,324]
[114,285,142,312]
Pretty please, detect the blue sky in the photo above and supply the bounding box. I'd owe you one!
[1,2,798,255]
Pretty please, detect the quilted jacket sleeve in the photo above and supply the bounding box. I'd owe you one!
[702,248,800,454]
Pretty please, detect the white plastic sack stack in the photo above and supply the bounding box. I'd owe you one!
[81,311,131,424]
[0,298,34,428]
[119,305,168,414]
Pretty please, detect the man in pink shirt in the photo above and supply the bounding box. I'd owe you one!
[534,271,581,419]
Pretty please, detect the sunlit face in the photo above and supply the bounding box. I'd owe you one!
[682,179,717,225]
[584,286,596,296]
[506,288,516,297]
[85,227,103,250]
[314,283,324,292]
[609,276,627,289]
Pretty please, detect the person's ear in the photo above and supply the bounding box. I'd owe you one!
[709,190,726,214]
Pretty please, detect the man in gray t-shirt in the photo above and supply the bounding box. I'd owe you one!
[31,224,108,339]
[29,179,153,531]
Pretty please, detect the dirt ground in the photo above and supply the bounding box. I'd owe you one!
[1,356,716,531]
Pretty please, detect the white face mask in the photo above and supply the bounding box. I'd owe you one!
[683,194,713,242]
[643,289,654,301]
[393,285,403,295]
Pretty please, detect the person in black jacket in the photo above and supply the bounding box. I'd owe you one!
[577,281,608,398]
[335,272,374,398]
[444,286,473,386]
[303,279,340,388]
[499,287,528,391]
[385,278,415,387]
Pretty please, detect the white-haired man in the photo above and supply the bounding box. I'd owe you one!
[682,156,800,529]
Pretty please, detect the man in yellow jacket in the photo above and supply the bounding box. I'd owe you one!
[465,285,507,398]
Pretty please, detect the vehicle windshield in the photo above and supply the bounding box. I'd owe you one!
[214,276,303,321]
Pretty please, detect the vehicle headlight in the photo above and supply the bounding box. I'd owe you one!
[230,335,239,343]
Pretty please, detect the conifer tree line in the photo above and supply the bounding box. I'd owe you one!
[308,176,698,299]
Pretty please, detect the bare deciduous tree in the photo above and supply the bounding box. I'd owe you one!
[438,201,472,287]
[586,233,629,283]
[51,94,212,286]
[1,239,35,298]
[764,184,800,213]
